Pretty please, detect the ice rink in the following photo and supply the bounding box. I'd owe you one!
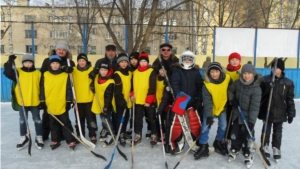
[1,101,299,169]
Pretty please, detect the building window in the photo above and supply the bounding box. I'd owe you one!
[105,32,121,39]
[26,45,37,53]
[89,46,96,54]
[185,34,190,41]
[25,15,36,22]
[91,28,97,35]
[1,45,4,53]
[169,33,177,40]
[171,19,177,26]
[172,47,177,54]
[50,31,68,39]
[49,16,70,22]
[145,47,151,54]
[25,30,37,38]
[78,46,84,54]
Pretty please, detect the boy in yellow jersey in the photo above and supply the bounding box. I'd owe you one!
[40,55,76,150]
[114,53,132,146]
[90,61,116,147]
[72,53,97,143]
[195,62,232,159]
[130,52,157,146]
[4,54,43,150]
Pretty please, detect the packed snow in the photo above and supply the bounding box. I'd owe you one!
[1,101,299,169]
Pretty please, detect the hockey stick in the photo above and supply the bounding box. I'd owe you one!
[94,94,127,161]
[260,58,278,157]
[12,63,32,156]
[158,114,168,169]
[173,124,212,169]
[237,107,270,168]
[66,59,96,149]
[131,100,135,169]
[105,107,128,169]
[223,108,233,154]
[47,109,106,161]
[157,55,198,152]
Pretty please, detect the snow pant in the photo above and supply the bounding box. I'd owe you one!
[74,102,97,138]
[42,109,64,140]
[19,106,42,136]
[199,110,226,144]
[230,119,252,154]
[100,110,115,135]
[226,105,233,140]
[49,112,75,144]
[260,121,283,149]
[115,106,130,134]
[134,104,157,135]
[170,107,201,150]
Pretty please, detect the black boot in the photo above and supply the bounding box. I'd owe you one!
[213,139,227,155]
[194,143,209,160]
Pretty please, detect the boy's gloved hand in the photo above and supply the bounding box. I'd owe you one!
[9,55,17,63]
[288,117,293,124]
[206,116,213,128]
[230,98,239,108]
[102,108,109,118]
[62,66,74,73]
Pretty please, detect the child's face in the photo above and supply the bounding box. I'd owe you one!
[243,72,254,82]
[210,69,220,80]
[23,61,33,68]
[272,68,282,76]
[99,68,108,77]
[130,58,138,67]
[50,62,60,70]
[119,61,128,69]
[78,59,87,68]
[229,58,240,67]
[183,58,193,65]
[139,60,148,67]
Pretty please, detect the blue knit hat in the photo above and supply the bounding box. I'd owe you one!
[49,55,61,64]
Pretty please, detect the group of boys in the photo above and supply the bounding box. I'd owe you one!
[4,42,296,168]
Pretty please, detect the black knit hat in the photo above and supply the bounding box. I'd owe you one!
[129,52,139,60]
[207,62,223,72]
[160,43,173,49]
[77,53,88,62]
[272,58,285,72]
[105,44,116,51]
[98,61,110,70]
[117,53,129,64]
[138,52,149,63]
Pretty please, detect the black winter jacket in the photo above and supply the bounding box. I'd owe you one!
[171,64,203,108]
[258,73,296,122]
[152,54,179,77]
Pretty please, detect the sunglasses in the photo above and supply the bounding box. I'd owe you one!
[161,48,171,52]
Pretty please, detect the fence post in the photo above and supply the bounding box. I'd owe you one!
[165,26,169,43]
[213,25,216,62]
[31,21,35,57]
[253,27,258,67]
[297,29,300,69]
[83,23,87,54]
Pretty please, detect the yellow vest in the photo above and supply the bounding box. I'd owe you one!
[133,68,153,105]
[91,76,116,114]
[204,74,231,116]
[227,66,242,81]
[14,68,41,106]
[72,66,94,103]
[114,71,132,108]
[156,78,165,106]
[44,71,68,115]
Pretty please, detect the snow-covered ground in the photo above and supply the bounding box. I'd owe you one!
[1,101,299,169]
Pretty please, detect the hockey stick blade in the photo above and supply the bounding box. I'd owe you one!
[260,147,271,166]
[28,133,32,156]
[117,146,128,160]
[92,151,107,161]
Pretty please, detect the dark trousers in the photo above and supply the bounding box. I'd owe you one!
[49,112,75,144]
[261,121,283,149]
[226,105,233,139]
[42,109,64,139]
[75,102,97,137]
[115,106,130,134]
[230,119,251,154]
[134,104,158,135]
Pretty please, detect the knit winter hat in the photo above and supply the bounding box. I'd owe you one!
[77,53,88,62]
[99,61,110,70]
[129,52,139,60]
[105,44,116,51]
[160,43,173,49]
[241,63,256,76]
[207,62,223,73]
[22,54,34,63]
[228,52,241,62]
[55,42,68,51]
[117,53,129,64]
[49,55,61,64]
[138,52,149,63]
[271,58,285,72]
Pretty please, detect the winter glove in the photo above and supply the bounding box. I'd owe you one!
[230,98,239,108]
[39,101,47,110]
[102,108,109,118]
[8,55,17,63]
[206,116,213,128]
[66,102,72,111]
[62,65,74,73]
[288,117,293,124]
[90,83,95,93]
[269,82,275,88]
[246,122,255,138]
[88,69,97,79]
[193,101,202,111]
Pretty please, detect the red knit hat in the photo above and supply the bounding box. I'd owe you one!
[228,52,241,62]
[138,52,149,63]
